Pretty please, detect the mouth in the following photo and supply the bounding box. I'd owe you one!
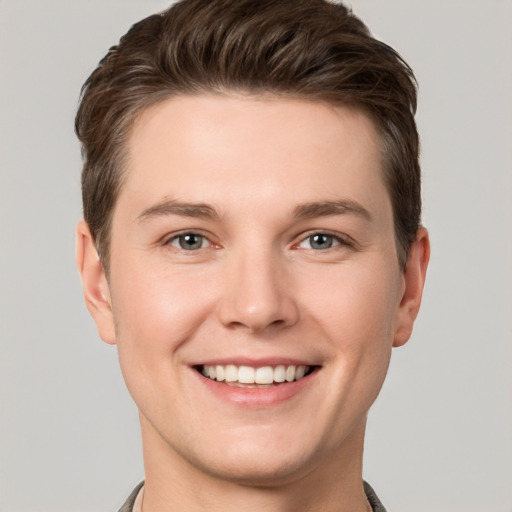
[195,364,317,388]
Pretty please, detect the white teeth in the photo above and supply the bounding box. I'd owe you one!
[255,366,274,384]
[200,364,311,384]
[215,365,225,382]
[225,364,238,382]
[274,365,286,382]
[238,366,255,384]
[285,365,296,382]
[295,365,306,379]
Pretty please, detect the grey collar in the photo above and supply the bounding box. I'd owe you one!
[118,480,387,512]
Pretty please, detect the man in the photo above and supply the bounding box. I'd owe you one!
[75,0,430,510]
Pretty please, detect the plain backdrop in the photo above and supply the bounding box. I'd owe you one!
[1,1,511,511]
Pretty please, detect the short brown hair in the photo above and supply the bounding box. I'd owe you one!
[76,0,420,273]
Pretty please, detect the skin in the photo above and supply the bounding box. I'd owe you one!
[77,94,429,512]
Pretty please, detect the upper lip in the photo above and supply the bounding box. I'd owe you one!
[191,357,321,367]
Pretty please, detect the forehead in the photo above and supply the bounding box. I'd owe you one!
[119,93,389,220]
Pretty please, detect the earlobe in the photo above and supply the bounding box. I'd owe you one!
[393,227,430,347]
[76,220,116,345]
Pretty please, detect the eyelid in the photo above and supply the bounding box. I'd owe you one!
[158,229,355,251]
[162,229,219,249]
[294,230,355,249]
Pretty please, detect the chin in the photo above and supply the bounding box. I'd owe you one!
[187,445,315,488]
[171,419,361,489]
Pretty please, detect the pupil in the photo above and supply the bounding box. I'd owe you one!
[311,234,332,249]
[180,234,202,250]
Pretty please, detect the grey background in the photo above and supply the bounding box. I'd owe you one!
[1,1,511,511]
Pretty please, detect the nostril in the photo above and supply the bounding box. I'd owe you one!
[216,271,300,332]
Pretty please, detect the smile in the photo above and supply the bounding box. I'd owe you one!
[198,364,314,387]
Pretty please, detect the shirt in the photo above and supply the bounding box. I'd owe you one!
[118,480,387,511]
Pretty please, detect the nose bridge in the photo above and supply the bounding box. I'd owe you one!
[217,240,298,332]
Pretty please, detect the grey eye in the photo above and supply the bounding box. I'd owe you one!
[309,234,335,250]
[297,233,345,251]
[170,233,206,250]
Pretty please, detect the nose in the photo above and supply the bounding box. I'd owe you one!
[216,248,300,334]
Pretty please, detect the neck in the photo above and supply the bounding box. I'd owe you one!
[139,415,370,512]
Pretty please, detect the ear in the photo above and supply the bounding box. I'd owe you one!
[393,227,430,347]
[76,220,116,344]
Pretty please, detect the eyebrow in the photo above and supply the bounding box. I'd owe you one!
[136,198,371,223]
[293,200,372,222]
[137,199,218,222]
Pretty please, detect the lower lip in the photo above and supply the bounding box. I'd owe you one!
[196,370,317,407]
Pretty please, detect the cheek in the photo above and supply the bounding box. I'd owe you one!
[110,260,216,367]
[305,262,401,345]
[109,263,216,422]
[303,261,402,399]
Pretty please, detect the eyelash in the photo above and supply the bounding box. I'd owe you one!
[295,231,354,251]
[163,230,353,252]
[164,231,214,251]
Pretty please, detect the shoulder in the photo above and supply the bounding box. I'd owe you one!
[117,481,144,512]
[364,481,387,512]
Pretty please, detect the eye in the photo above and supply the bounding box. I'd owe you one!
[168,233,208,250]
[298,232,348,250]
[306,233,338,250]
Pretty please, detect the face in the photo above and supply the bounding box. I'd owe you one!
[78,94,428,487]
